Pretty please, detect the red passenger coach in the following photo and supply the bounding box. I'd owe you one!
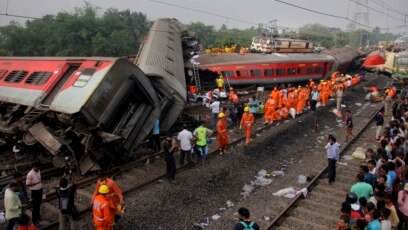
[0,57,161,174]
[187,52,335,87]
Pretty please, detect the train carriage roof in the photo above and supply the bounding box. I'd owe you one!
[135,18,187,132]
[187,52,335,68]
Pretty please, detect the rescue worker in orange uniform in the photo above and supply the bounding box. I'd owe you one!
[321,81,330,107]
[264,95,276,125]
[92,185,114,230]
[92,172,124,224]
[296,86,308,115]
[217,113,229,156]
[331,71,339,80]
[309,79,316,89]
[240,107,254,147]
[270,87,280,103]
[287,88,297,109]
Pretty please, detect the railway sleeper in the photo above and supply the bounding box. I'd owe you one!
[291,206,338,225]
[280,216,329,230]
[302,199,340,213]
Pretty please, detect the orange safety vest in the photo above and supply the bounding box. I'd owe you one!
[266,98,276,109]
[240,113,254,127]
[93,178,124,210]
[217,119,229,146]
[93,195,114,230]
[270,90,280,102]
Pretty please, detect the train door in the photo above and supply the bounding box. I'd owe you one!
[41,64,80,106]
[322,62,329,77]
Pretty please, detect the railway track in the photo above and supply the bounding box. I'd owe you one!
[266,106,383,230]
[38,101,295,229]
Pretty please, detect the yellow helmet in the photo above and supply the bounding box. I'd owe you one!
[230,87,233,90]
[244,106,250,112]
[218,113,225,118]
[99,184,109,194]
[219,75,223,79]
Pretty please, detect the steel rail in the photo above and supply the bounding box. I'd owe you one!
[266,105,383,229]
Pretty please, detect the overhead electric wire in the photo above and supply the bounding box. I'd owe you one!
[1,0,405,43]
[273,0,371,28]
[350,0,405,23]
[369,0,406,17]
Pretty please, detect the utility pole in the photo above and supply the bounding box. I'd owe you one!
[268,19,277,37]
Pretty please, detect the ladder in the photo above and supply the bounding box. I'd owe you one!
[192,63,202,91]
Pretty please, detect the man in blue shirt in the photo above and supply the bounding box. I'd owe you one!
[150,119,160,152]
[325,135,340,184]
[310,87,319,111]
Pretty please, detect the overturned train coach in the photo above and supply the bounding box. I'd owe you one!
[0,19,188,174]
[0,57,161,173]
[186,46,361,87]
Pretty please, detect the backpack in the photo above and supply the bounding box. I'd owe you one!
[58,188,71,213]
[240,221,255,230]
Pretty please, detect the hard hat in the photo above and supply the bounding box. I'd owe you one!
[309,79,313,81]
[219,75,223,79]
[331,82,335,85]
[298,85,301,88]
[244,106,250,112]
[99,184,109,194]
[230,87,233,90]
[218,113,225,118]
[385,89,389,93]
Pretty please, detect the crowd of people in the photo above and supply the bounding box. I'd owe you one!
[1,71,401,230]
[2,161,125,230]
[335,93,408,230]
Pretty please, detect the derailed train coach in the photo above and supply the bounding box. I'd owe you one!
[133,18,187,133]
[0,57,161,174]
[186,46,361,87]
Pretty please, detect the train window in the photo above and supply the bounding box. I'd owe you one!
[221,71,234,78]
[276,68,286,76]
[25,71,52,85]
[306,67,314,74]
[264,69,274,76]
[236,70,249,77]
[0,69,7,80]
[287,68,296,75]
[4,70,28,83]
[297,68,305,74]
[250,69,261,77]
[73,68,96,87]
[315,67,323,73]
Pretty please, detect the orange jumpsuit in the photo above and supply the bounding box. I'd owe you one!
[331,71,339,80]
[274,108,282,121]
[296,88,308,114]
[287,91,297,109]
[270,89,280,103]
[217,118,229,151]
[93,178,124,214]
[280,107,289,119]
[264,98,276,123]
[93,194,114,230]
[240,112,254,146]
[321,84,330,107]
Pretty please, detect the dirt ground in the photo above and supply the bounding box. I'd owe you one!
[103,74,386,230]
[70,74,389,230]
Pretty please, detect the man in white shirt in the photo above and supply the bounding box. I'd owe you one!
[210,99,220,128]
[26,161,43,226]
[178,125,193,166]
[4,182,21,230]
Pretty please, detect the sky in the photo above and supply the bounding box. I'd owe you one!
[0,0,407,34]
